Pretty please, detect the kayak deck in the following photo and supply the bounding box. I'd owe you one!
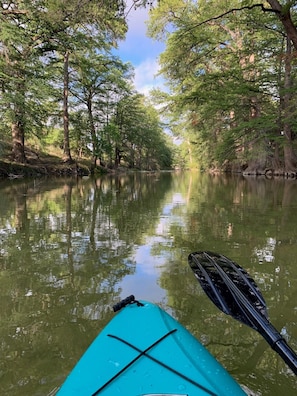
[57,298,246,395]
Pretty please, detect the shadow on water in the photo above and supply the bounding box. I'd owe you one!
[0,172,296,395]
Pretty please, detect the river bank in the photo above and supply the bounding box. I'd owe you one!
[0,142,99,179]
[0,157,91,179]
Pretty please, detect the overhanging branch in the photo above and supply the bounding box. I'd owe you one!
[184,4,279,34]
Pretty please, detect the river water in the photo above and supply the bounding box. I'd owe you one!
[0,171,296,395]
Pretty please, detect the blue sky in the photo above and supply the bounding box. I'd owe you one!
[116,2,166,94]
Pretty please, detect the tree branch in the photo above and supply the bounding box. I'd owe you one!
[184,4,279,35]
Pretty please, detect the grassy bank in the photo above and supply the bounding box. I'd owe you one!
[0,141,91,179]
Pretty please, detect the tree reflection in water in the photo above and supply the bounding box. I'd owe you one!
[0,173,296,395]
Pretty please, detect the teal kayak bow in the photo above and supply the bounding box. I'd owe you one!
[57,295,246,395]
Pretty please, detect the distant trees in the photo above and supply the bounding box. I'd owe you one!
[147,0,297,174]
[0,1,171,171]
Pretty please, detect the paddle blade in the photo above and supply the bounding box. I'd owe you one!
[188,251,268,330]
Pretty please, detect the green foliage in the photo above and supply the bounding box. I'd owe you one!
[147,0,297,171]
[0,0,173,169]
[0,1,125,156]
[111,94,173,170]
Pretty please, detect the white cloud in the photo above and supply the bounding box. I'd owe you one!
[115,1,166,95]
[134,57,164,94]
[125,1,149,36]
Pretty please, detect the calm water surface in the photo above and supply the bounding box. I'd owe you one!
[0,172,296,395]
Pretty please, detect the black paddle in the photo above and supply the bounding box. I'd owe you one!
[188,251,297,375]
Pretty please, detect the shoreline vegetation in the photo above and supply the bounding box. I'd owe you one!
[0,141,172,179]
[0,158,90,179]
[0,142,92,179]
[2,147,297,180]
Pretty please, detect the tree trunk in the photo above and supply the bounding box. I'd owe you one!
[11,120,27,163]
[11,81,27,163]
[272,142,281,171]
[115,146,121,168]
[63,50,73,163]
[136,148,142,169]
[187,138,193,167]
[267,1,297,51]
[87,95,99,166]
[282,37,296,172]
[129,142,135,168]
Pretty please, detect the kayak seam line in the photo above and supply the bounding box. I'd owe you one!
[91,329,177,396]
[105,332,218,396]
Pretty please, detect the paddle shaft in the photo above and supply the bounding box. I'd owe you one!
[246,308,297,374]
[213,258,297,374]
[189,251,297,375]
[272,330,297,375]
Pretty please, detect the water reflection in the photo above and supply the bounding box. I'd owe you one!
[0,172,296,395]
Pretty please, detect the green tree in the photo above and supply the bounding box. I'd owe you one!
[113,93,172,170]
[266,0,297,49]
[0,1,60,162]
[69,48,133,168]
[38,0,127,163]
[0,0,127,163]
[147,0,297,173]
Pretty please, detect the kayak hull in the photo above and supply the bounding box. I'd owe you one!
[57,300,246,395]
